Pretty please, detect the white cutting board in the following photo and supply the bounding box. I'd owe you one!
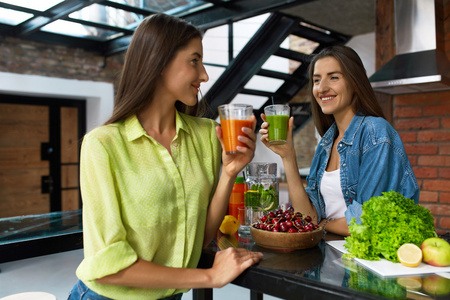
[327,240,450,277]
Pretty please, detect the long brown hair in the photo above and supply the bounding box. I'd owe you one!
[105,14,205,125]
[307,45,385,136]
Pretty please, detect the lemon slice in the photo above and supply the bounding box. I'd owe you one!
[261,201,274,211]
[259,192,275,211]
[219,215,239,235]
[397,243,423,267]
[397,277,422,290]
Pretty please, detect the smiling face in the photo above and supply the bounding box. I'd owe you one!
[312,56,355,120]
[158,37,209,106]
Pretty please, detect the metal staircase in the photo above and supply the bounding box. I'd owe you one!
[203,12,350,132]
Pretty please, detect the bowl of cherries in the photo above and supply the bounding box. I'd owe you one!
[250,206,323,251]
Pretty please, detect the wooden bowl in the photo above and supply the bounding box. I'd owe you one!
[250,225,323,251]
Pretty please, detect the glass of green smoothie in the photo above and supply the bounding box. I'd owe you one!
[264,104,290,145]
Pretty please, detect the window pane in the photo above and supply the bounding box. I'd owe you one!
[232,13,269,57]
[203,25,229,65]
[200,65,226,95]
[261,56,290,74]
[230,94,267,110]
[107,0,208,14]
[69,4,144,29]
[0,8,33,25]
[284,35,319,55]
[41,20,124,41]
[244,75,284,93]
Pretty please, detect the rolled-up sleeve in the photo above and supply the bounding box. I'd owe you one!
[76,134,138,281]
[345,202,363,224]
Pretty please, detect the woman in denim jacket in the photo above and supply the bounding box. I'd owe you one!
[260,45,419,236]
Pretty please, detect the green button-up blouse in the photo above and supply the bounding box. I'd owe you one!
[76,111,221,299]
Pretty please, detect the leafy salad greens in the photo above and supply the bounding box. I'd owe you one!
[344,191,436,263]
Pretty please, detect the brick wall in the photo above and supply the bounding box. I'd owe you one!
[394,91,450,234]
[398,0,450,234]
[0,36,124,86]
[375,0,450,235]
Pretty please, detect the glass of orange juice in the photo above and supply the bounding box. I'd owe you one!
[218,104,253,154]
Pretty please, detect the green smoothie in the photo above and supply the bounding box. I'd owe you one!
[266,114,289,144]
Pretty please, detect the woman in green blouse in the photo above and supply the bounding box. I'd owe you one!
[68,14,262,300]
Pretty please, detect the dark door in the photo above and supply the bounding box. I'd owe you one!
[0,94,86,218]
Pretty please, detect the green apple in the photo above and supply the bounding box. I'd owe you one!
[422,275,450,296]
[421,237,450,267]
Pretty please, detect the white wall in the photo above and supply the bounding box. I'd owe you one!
[0,72,114,132]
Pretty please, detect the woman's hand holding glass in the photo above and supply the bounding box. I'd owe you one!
[259,113,295,159]
[216,114,257,178]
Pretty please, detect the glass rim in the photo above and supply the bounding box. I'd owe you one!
[218,104,253,109]
[245,162,277,176]
[264,104,290,108]
[264,104,290,114]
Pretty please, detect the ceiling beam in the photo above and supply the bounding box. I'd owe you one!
[185,0,313,30]
[62,16,134,36]
[0,2,40,15]
[13,30,106,52]
[290,22,349,44]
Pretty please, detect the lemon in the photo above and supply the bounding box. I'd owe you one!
[219,215,239,235]
[397,276,422,290]
[397,243,423,267]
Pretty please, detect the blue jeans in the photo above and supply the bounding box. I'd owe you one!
[68,280,183,300]
[68,280,112,300]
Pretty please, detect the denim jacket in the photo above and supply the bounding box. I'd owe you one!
[304,114,419,225]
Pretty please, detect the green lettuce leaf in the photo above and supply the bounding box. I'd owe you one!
[344,191,436,263]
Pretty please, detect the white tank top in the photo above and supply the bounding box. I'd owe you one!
[320,169,346,219]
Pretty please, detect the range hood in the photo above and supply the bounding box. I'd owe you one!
[369,0,450,95]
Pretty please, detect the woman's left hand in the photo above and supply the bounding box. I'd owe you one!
[216,115,257,177]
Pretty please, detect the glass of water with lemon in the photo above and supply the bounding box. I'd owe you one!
[240,163,279,236]
[244,162,279,212]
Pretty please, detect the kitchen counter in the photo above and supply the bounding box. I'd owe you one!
[193,232,450,300]
[2,210,449,299]
[0,210,83,263]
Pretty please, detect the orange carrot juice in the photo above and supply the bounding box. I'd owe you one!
[228,177,246,220]
[221,119,253,154]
